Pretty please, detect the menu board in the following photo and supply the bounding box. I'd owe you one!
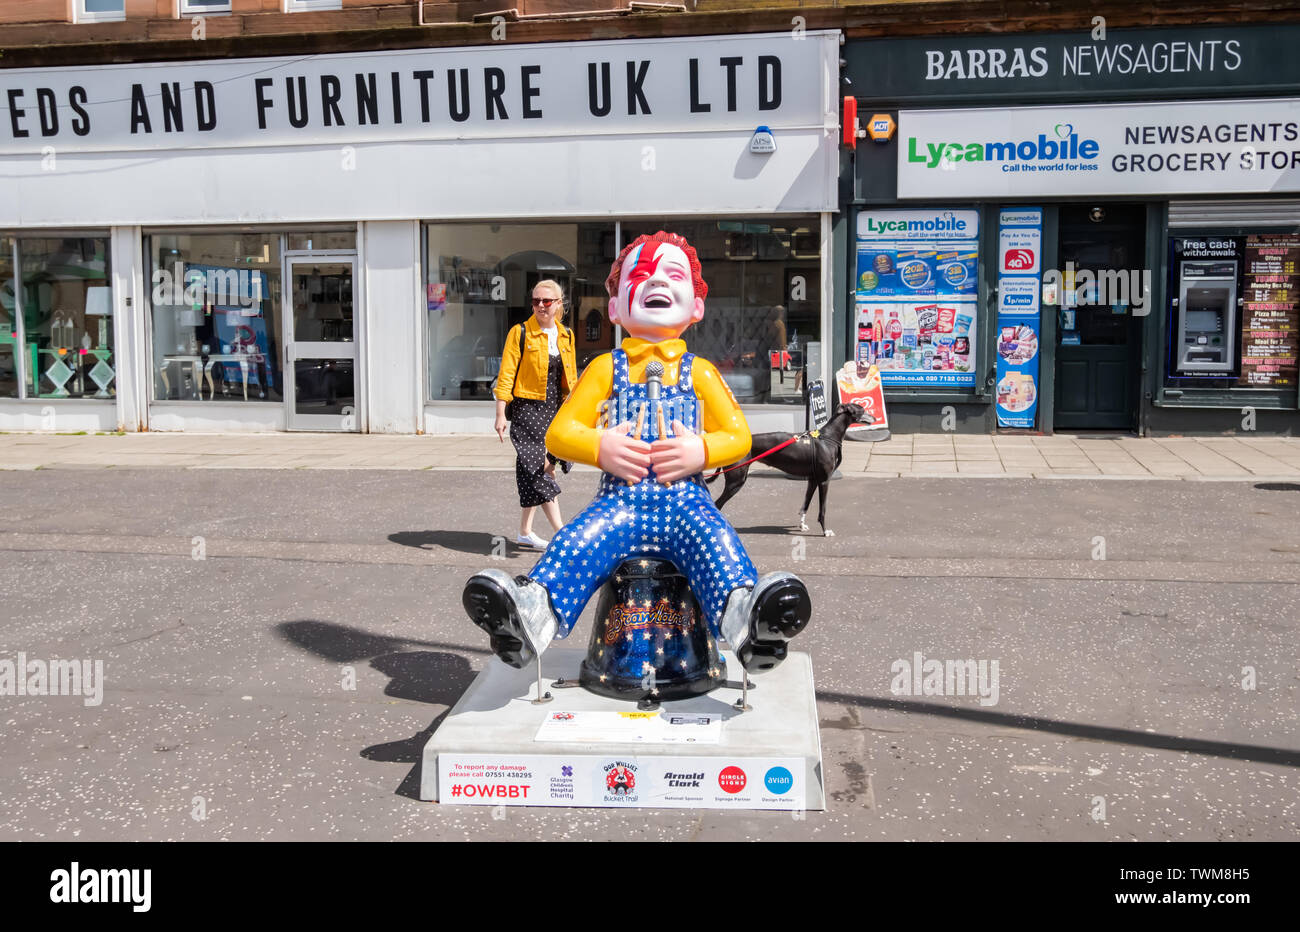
[1239,235,1300,388]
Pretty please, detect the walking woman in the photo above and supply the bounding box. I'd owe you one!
[494,280,579,549]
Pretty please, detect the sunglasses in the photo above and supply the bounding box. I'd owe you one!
[531,297,560,308]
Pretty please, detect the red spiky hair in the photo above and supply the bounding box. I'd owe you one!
[605,231,708,302]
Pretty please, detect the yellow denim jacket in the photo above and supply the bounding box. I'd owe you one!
[545,337,751,470]
[493,317,578,403]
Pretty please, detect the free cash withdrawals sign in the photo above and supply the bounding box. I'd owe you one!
[898,97,1300,199]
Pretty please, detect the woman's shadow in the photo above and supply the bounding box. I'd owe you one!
[276,619,485,800]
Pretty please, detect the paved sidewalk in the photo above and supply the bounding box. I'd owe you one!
[2,430,1298,480]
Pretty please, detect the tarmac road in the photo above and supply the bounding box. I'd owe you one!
[0,468,1296,841]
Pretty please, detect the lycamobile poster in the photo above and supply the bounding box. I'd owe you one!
[855,209,979,387]
[994,208,1043,428]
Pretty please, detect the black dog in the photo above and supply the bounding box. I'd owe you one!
[707,403,865,537]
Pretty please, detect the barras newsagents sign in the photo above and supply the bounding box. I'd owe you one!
[844,24,1300,103]
[898,97,1300,199]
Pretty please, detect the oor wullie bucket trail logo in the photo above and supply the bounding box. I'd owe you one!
[909,123,1101,170]
[604,762,637,796]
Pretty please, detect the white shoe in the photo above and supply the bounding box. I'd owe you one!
[516,531,549,550]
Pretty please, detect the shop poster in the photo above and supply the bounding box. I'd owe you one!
[834,361,888,433]
[855,209,979,388]
[806,378,830,430]
[995,208,1042,428]
[1238,235,1299,389]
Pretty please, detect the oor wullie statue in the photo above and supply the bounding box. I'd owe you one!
[463,232,811,678]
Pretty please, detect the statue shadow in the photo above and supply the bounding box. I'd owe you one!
[389,529,525,556]
[275,619,485,801]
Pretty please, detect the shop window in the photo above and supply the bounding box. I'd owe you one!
[286,231,356,252]
[284,0,342,11]
[621,217,822,405]
[147,234,282,404]
[75,1,125,23]
[0,237,115,401]
[423,222,617,402]
[1166,233,1299,393]
[0,239,17,398]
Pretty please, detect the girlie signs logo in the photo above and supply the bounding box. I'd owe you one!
[718,766,747,794]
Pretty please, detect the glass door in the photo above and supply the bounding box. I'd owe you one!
[284,255,359,431]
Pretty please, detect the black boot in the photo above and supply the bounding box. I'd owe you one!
[723,573,812,673]
[462,569,558,669]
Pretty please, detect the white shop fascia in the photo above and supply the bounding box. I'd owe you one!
[0,30,841,433]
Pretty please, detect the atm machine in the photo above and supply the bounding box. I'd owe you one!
[1173,259,1238,375]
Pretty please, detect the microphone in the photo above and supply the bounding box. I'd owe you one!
[644,362,668,440]
[645,361,663,400]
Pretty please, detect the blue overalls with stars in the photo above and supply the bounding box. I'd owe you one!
[527,348,758,639]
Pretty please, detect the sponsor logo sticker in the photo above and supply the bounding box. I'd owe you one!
[718,766,747,794]
[764,766,794,796]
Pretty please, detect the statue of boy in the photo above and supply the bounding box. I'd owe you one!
[463,232,810,675]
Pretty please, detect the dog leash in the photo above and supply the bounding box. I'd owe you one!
[710,429,816,476]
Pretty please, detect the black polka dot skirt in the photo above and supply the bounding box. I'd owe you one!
[509,354,564,508]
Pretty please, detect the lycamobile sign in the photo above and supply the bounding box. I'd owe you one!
[908,124,1100,168]
[898,98,1300,198]
[863,214,970,235]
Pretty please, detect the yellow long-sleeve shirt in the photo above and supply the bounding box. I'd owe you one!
[545,338,751,470]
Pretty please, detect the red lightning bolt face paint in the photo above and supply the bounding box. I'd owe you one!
[624,243,663,311]
[611,241,702,342]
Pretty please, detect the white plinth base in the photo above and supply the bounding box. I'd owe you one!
[422,649,824,811]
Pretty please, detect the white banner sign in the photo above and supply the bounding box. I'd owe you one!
[898,97,1300,197]
[438,754,807,810]
[0,32,830,155]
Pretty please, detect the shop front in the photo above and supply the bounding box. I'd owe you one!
[844,23,1300,435]
[0,30,840,434]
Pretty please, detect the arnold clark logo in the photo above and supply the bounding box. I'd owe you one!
[909,123,1100,171]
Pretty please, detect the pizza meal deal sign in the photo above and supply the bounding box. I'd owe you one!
[898,96,1300,198]
[438,754,807,810]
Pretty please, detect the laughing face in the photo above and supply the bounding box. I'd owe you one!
[608,242,705,342]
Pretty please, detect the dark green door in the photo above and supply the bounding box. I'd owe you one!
[1054,205,1145,431]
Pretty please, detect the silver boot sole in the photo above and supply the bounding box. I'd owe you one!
[720,571,812,673]
[463,568,559,669]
